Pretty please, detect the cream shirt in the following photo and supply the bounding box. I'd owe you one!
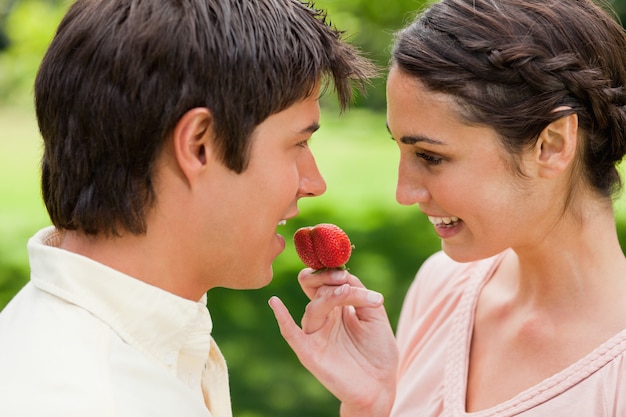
[392,250,626,417]
[0,227,232,417]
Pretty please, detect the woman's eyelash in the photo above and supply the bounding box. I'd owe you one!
[416,152,443,165]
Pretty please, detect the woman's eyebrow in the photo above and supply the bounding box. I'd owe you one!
[385,122,446,145]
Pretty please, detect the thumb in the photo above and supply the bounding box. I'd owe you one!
[268,296,304,347]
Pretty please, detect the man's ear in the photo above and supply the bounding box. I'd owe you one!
[533,110,578,179]
[172,107,214,185]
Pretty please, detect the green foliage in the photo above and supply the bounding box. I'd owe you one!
[611,0,626,21]
[0,106,49,307]
[3,0,626,108]
[0,0,68,104]
[0,0,425,108]
[315,0,427,109]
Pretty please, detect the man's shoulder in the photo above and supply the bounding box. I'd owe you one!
[0,285,211,416]
[0,285,114,415]
[1,282,115,379]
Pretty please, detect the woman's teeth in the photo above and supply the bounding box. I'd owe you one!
[278,220,287,226]
[428,216,460,226]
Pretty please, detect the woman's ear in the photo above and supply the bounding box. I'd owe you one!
[172,107,214,185]
[534,110,578,179]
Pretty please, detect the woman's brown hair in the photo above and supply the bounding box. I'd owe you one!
[393,0,626,199]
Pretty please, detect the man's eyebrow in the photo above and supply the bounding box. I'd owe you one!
[300,122,320,134]
[385,122,445,145]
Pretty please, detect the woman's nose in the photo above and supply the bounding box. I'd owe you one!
[395,158,430,205]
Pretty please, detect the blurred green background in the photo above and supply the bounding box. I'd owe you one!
[2,1,626,416]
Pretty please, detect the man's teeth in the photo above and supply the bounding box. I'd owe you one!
[428,216,460,226]
[278,220,287,226]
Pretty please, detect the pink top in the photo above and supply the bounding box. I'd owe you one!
[391,250,626,417]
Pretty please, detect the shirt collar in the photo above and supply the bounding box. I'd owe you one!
[27,226,213,367]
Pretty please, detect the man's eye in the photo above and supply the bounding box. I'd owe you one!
[416,152,443,165]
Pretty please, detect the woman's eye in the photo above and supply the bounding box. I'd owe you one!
[416,152,443,165]
[297,140,309,148]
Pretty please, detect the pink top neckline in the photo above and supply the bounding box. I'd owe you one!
[444,250,626,416]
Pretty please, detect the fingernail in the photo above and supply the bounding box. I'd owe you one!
[334,284,347,296]
[367,291,383,304]
[330,269,347,281]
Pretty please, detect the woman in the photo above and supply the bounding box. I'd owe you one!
[271,0,626,415]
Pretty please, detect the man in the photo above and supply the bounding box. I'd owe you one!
[0,1,376,415]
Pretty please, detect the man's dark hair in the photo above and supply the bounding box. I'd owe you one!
[36,0,375,236]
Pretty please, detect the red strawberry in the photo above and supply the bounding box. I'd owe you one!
[293,223,352,270]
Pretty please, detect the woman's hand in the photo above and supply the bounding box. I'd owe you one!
[269,268,398,417]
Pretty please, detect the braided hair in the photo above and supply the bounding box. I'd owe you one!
[392,0,626,198]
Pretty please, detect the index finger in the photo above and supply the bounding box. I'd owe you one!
[298,268,349,300]
[301,284,384,334]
